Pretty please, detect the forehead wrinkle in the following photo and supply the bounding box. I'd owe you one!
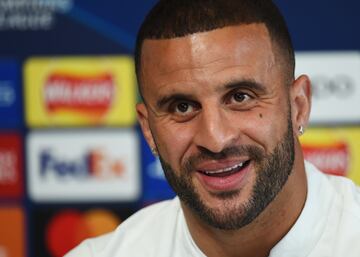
[211,63,252,76]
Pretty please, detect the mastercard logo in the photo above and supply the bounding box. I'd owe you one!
[46,209,121,257]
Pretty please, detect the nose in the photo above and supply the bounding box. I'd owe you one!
[194,107,239,153]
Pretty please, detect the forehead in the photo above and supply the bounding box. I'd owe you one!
[140,24,278,96]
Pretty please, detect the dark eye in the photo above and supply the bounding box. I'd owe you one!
[169,100,199,122]
[232,92,250,103]
[170,101,198,116]
[225,90,255,110]
[176,102,190,113]
[233,92,246,102]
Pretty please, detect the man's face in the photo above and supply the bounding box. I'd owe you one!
[137,24,296,229]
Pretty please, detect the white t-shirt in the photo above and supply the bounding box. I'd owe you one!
[65,162,360,257]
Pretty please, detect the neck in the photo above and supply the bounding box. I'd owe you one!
[182,150,307,257]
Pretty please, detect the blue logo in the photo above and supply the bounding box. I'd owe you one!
[0,60,22,128]
[140,131,175,202]
[40,149,89,177]
[0,82,15,107]
[40,148,124,179]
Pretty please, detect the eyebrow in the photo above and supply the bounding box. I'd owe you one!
[221,79,267,94]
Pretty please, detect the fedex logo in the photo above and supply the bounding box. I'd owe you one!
[27,130,140,202]
[40,149,124,179]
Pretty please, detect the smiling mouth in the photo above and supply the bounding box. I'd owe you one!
[198,160,251,178]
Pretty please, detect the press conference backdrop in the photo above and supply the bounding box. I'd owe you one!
[0,1,359,256]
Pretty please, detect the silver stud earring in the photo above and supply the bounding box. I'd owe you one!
[151,147,158,156]
[299,125,305,136]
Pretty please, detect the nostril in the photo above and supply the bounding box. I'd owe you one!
[197,146,228,158]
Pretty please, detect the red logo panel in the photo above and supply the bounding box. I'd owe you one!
[45,73,115,115]
[0,133,23,198]
[302,142,349,176]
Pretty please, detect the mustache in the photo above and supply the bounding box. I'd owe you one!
[182,145,265,173]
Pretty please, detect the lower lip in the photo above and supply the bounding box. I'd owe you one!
[195,163,251,192]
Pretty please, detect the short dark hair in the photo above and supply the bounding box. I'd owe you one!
[135,0,295,97]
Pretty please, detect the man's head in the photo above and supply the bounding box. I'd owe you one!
[136,0,311,231]
[135,0,295,97]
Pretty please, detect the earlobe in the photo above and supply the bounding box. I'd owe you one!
[290,75,312,135]
[136,103,157,152]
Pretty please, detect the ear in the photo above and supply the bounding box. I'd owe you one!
[290,75,312,135]
[136,102,157,151]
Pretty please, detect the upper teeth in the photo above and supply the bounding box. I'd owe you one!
[203,162,245,175]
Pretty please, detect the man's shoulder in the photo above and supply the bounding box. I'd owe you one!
[325,172,360,223]
[65,197,182,257]
[122,196,182,228]
[307,161,360,215]
[319,168,360,213]
[306,162,360,255]
[271,162,360,257]
[306,160,357,194]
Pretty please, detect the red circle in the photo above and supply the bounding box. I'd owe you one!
[46,210,90,257]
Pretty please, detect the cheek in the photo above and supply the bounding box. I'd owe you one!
[236,109,287,152]
[153,121,195,167]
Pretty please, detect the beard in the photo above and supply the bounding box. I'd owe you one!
[158,116,295,230]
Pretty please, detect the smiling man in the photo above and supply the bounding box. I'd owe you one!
[66,1,360,257]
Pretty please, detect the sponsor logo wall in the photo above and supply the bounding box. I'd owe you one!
[21,54,141,256]
[1,54,142,255]
[0,1,359,256]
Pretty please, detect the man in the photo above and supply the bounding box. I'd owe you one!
[66,0,360,256]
